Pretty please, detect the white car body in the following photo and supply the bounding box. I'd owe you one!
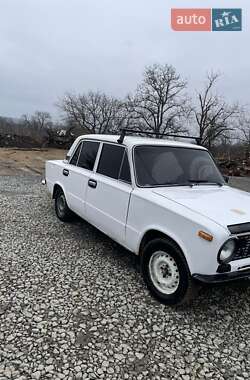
[45,134,250,286]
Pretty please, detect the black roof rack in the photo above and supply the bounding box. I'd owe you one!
[117,128,201,145]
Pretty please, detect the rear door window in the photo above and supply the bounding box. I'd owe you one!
[97,144,125,180]
[77,141,100,171]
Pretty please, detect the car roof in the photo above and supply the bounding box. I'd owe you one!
[78,134,207,150]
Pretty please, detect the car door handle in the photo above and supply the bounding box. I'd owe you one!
[88,179,97,189]
[63,169,69,176]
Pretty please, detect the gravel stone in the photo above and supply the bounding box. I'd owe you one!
[32,371,41,379]
[0,175,250,380]
[135,353,144,360]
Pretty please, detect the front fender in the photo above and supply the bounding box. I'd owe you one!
[127,191,229,275]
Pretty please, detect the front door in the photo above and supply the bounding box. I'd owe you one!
[85,143,132,244]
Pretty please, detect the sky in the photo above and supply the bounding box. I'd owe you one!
[0,0,249,120]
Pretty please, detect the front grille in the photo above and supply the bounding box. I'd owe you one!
[232,235,250,261]
[228,223,250,235]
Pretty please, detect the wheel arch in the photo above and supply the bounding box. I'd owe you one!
[52,182,66,199]
[138,229,187,260]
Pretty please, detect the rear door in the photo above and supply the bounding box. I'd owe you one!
[85,143,132,244]
[63,140,100,218]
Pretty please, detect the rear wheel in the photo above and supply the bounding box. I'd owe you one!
[55,188,73,222]
[141,238,196,305]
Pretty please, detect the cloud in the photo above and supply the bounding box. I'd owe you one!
[0,0,249,118]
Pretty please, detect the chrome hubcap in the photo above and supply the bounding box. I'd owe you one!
[149,251,180,295]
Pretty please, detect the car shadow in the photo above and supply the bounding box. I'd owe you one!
[71,214,141,271]
[176,279,250,314]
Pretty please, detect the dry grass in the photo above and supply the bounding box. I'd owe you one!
[0,148,67,175]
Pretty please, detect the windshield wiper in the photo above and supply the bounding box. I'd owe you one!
[156,182,193,187]
[150,181,223,188]
[188,179,223,187]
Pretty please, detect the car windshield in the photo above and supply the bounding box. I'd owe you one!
[134,145,225,187]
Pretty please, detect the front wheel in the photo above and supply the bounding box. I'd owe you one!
[141,238,195,305]
[55,188,74,222]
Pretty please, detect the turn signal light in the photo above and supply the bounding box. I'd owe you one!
[198,231,213,242]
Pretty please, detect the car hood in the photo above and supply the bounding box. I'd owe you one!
[153,185,250,230]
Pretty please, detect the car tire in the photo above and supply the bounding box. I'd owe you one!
[141,238,196,305]
[55,188,74,222]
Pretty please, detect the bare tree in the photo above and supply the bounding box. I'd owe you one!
[127,64,189,137]
[235,111,250,160]
[18,111,54,147]
[193,72,239,148]
[237,112,250,145]
[21,111,52,131]
[57,93,86,130]
[58,91,128,134]
[32,111,53,130]
[0,116,15,135]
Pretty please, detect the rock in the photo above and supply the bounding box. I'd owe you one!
[107,368,114,374]
[32,371,41,379]
[239,343,246,350]
[114,353,125,361]
[34,316,42,323]
[135,353,144,360]
[4,369,12,379]
[45,365,54,373]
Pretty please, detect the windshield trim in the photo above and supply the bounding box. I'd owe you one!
[132,144,225,189]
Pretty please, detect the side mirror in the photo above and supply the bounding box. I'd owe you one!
[66,154,70,161]
[223,175,229,183]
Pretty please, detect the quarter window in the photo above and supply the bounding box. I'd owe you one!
[77,141,100,171]
[70,143,82,166]
[97,144,125,180]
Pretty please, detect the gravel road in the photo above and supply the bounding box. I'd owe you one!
[229,176,250,192]
[1,176,250,380]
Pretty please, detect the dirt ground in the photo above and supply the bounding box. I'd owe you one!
[0,148,67,176]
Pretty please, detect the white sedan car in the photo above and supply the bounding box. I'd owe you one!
[44,131,250,305]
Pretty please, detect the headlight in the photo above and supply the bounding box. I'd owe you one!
[218,239,236,263]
